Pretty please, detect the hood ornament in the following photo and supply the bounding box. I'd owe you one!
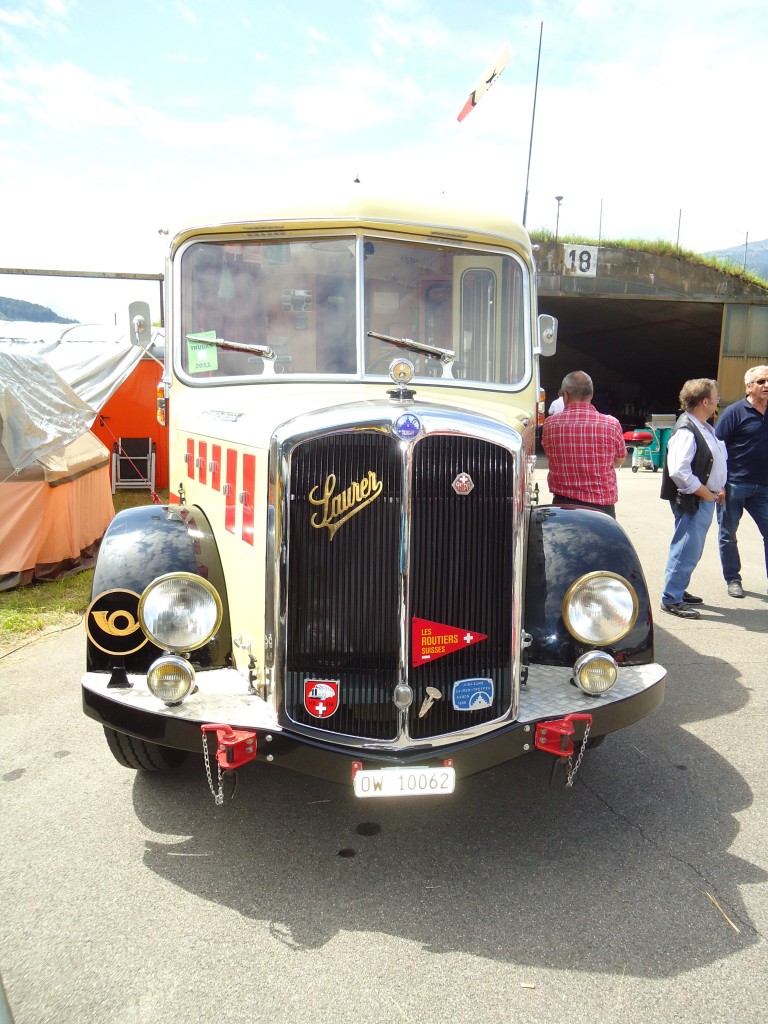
[387,357,416,401]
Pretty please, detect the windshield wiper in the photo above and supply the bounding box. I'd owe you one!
[186,335,275,360]
[367,331,454,363]
[185,334,278,377]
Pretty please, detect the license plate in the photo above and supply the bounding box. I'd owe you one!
[353,766,456,798]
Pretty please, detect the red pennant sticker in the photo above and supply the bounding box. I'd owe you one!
[412,617,487,667]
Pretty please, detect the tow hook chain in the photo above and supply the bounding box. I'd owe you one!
[566,718,590,787]
[535,713,593,788]
[202,730,225,805]
[200,724,258,804]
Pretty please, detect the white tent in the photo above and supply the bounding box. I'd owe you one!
[0,320,147,474]
[0,320,148,589]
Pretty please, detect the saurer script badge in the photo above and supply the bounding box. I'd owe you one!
[304,679,340,718]
[412,617,487,667]
[309,471,382,539]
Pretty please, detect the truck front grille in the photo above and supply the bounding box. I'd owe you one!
[282,427,516,742]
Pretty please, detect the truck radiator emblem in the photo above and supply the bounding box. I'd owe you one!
[452,472,474,494]
[308,471,383,539]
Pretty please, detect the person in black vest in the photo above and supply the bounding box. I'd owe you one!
[660,379,728,619]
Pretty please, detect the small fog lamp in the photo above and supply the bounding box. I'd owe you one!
[147,655,195,706]
[573,651,618,695]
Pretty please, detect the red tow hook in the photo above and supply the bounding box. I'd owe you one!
[201,724,258,769]
[534,713,593,758]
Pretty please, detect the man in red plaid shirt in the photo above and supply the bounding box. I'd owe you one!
[542,370,627,518]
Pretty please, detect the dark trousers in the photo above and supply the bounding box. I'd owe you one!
[552,494,616,519]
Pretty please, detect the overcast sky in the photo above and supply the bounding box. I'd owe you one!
[1,0,766,324]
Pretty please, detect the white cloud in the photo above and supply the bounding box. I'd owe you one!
[11,62,140,130]
[371,11,450,51]
[0,0,70,37]
[175,1,197,26]
[0,8,41,27]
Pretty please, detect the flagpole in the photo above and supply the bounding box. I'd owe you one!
[522,21,543,227]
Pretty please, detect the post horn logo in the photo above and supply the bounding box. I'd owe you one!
[86,590,149,655]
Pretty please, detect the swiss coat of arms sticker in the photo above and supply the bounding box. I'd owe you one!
[304,679,340,718]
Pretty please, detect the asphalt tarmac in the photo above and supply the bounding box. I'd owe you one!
[1,463,766,1024]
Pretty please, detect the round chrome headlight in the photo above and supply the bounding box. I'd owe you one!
[139,573,222,652]
[147,655,195,705]
[573,651,618,694]
[563,572,638,645]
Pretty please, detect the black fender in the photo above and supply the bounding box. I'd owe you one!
[524,504,654,666]
[86,504,232,673]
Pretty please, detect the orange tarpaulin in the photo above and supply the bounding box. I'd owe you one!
[90,357,168,490]
[0,467,114,585]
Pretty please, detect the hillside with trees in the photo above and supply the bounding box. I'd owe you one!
[0,296,77,323]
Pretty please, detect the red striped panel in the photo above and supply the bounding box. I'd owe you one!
[211,444,222,491]
[242,453,255,545]
[198,441,207,485]
[225,448,237,534]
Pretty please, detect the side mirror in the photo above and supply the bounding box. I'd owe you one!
[535,313,557,357]
[129,300,152,350]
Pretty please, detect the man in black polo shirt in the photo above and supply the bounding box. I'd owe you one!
[715,365,768,598]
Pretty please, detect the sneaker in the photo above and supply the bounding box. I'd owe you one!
[727,580,744,598]
[661,602,701,619]
[682,591,703,604]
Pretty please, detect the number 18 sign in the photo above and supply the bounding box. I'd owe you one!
[563,245,598,278]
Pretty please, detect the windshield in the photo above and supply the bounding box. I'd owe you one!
[178,235,527,386]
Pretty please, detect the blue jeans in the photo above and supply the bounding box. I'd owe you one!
[662,498,716,606]
[717,482,768,583]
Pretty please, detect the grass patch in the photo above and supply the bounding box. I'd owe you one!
[0,488,168,656]
[0,574,93,654]
[529,231,768,286]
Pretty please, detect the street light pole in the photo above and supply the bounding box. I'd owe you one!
[555,195,563,245]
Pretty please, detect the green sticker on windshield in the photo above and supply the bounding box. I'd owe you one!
[186,331,219,374]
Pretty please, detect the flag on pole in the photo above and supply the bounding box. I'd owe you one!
[457,43,513,122]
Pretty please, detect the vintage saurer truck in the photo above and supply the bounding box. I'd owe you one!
[82,191,666,801]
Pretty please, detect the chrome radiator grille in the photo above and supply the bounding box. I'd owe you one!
[283,428,516,742]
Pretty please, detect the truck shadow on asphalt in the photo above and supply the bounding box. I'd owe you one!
[131,629,765,975]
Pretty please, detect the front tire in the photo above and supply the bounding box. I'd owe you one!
[103,727,188,771]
